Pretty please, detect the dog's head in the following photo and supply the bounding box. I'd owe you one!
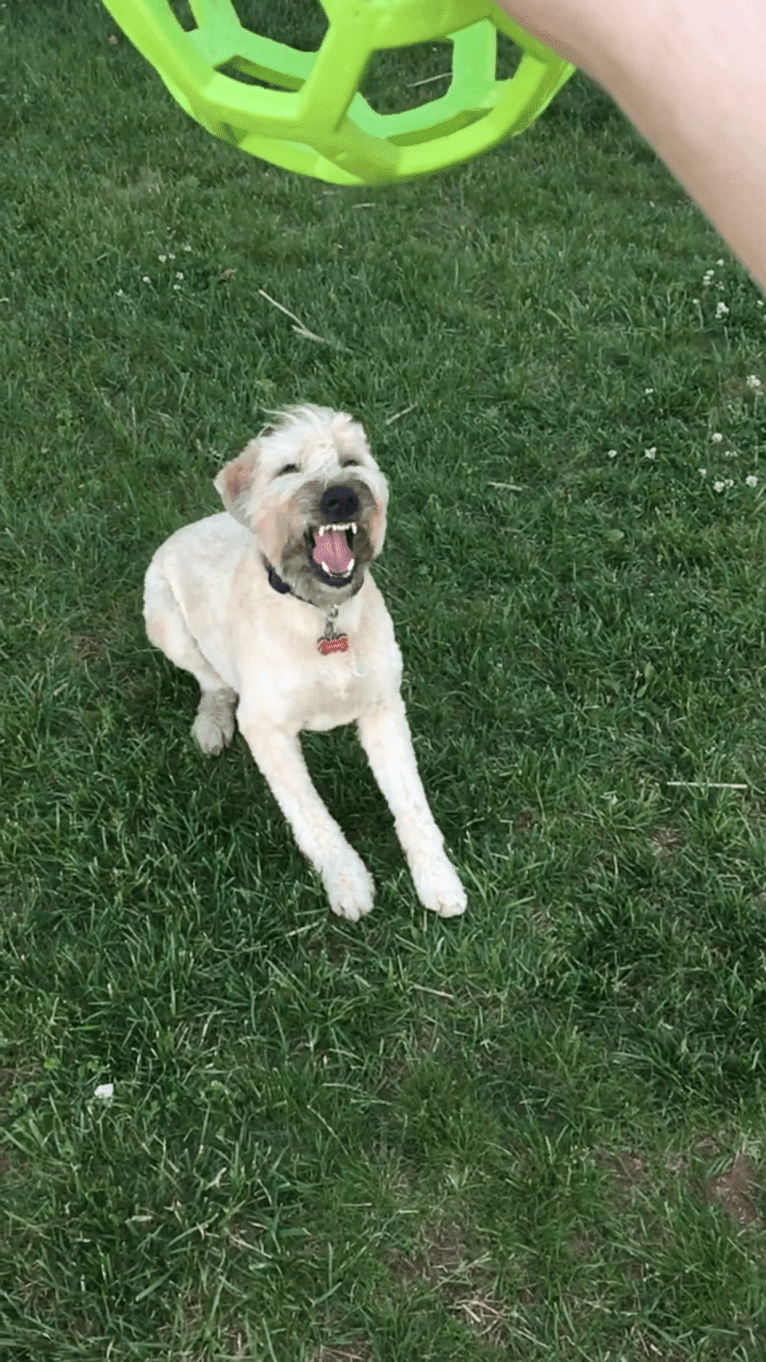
[214,405,388,608]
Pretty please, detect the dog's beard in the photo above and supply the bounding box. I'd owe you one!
[279,519,375,607]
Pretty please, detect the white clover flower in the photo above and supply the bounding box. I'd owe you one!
[713,480,726,492]
[645,387,654,394]
[644,447,657,459]
[746,375,762,389]
[94,1083,114,1100]
[716,301,729,317]
[158,254,167,262]
[175,272,184,280]
[116,288,125,297]
[142,276,150,283]
[183,244,192,252]
[712,432,723,442]
[746,474,758,487]
[699,468,707,476]
[173,283,181,291]
[717,258,725,266]
[607,449,617,459]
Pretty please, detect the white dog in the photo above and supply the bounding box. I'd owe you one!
[143,405,466,921]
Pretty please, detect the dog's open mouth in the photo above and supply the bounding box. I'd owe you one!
[310,521,356,584]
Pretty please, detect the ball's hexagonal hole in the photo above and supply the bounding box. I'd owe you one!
[167,0,195,30]
[167,1,327,52]
[360,41,454,116]
[227,0,327,52]
[496,31,522,80]
[360,30,523,120]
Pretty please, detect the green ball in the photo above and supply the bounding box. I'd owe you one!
[103,0,574,185]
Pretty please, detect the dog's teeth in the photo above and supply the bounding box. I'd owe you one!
[316,522,355,539]
[319,558,355,578]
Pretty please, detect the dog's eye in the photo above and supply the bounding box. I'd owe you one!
[341,459,360,468]
[277,463,299,477]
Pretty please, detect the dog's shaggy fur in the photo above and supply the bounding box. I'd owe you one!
[144,405,466,921]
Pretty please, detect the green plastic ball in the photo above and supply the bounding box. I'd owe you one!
[102,0,574,185]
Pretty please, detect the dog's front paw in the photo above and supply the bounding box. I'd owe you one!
[411,855,467,918]
[192,710,234,756]
[322,855,375,922]
[192,691,236,756]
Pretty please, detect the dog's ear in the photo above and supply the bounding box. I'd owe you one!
[214,440,260,528]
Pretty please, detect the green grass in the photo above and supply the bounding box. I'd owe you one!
[3,2,766,1358]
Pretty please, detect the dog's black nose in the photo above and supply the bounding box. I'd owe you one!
[320,484,359,522]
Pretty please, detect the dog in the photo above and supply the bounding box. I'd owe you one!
[143,404,466,921]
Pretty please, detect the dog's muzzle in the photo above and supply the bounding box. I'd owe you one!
[311,484,360,584]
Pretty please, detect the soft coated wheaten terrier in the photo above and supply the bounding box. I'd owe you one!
[143,405,466,921]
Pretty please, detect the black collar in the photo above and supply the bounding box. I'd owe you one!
[263,555,361,611]
[263,556,319,607]
[265,559,294,595]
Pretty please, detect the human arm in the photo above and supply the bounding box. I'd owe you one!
[494,0,766,288]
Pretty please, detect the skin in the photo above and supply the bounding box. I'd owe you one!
[494,0,766,289]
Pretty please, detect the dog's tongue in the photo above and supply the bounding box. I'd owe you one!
[312,528,353,575]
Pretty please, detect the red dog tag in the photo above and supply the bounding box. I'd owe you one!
[318,635,349,655]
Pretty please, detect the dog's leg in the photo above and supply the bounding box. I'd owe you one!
[357,699,466,917]
[238,715,375,921]
[144,563,237,755]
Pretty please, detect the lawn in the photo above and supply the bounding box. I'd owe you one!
[3,2,766,1359]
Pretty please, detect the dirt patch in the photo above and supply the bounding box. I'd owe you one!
[597,1141,761,1228]
[595,1147,648,1202]
[387,1221,465,1289]
[705,1152,760,1227]
[69,631,108,663]
[514,809,536,836]
[314,1345,372,1362]
[387,1223,506,1346]
[650,826,681,857]
[450,1289,507,1344]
